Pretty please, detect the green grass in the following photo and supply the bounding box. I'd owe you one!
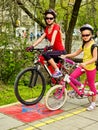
[0,72,98,106]
[0,83,51,106]
[0,84,17,106]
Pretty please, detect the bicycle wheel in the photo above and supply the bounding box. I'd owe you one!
[14,67,46,105]
[45,85,67,110]
[88,82,98,103]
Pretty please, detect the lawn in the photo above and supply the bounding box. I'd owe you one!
[0,83,51,106]
[0,72,98,106]
[0,84,17,106]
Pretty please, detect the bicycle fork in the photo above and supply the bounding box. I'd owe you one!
[63,74,83,96]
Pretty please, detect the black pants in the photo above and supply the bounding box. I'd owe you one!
[42,50,66,63]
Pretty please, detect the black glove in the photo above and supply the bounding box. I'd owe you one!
[48,46,53,50]
[26,46,34,52]
[44,46,53,51]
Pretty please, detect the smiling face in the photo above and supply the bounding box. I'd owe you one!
[81,30,92,42]
[45,14,55,26]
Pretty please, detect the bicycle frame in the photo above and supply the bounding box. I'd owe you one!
[32,48,68,85]
[33,49,55,76]
[14,48,77,106]
[35,53,62,76]
[45,58,98,111]
[63,71,95,97]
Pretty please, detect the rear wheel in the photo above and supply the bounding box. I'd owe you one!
[14,67,46,105]
[45,85,67,110]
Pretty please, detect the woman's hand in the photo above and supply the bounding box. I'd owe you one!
[59,54,66,59]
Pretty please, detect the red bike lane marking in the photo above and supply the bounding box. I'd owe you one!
[0,103,63,122]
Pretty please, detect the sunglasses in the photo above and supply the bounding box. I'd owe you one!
[45,17,54,20]
[82,34,90,37]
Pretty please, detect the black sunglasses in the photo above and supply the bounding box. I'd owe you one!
[45,17,54,20]
[82,34,90,37]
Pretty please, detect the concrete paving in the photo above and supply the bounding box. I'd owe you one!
[0,96,98,130]
[0,40,97,130]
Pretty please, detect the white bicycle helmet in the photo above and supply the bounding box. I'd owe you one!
[80,24,94,34]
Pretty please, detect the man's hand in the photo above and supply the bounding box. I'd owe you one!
[26,46,34,52]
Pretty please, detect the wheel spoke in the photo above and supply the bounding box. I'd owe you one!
[14,68,46,105]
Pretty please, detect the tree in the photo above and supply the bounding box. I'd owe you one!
[65,0,82,53]
[15,0,82,53]
[49,0,56,9]
[1,0,98,84]
[15,0,45,28]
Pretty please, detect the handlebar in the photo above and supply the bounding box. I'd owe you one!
[64,58,75,65]
[34,48,44,50]
[33,48,45,51]
[29,46,52,53]
[30,48,46,54]
[64,58,85,72]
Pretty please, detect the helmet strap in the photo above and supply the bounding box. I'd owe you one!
[83,37,92,43]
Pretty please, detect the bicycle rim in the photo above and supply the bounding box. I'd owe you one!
[14,67,46,105]
[45,85,67,110]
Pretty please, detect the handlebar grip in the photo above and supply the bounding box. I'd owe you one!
[64,58,75,65]
[64,58,85,72]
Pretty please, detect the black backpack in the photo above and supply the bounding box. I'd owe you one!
[91,43,98,70]
[82,43,98,70]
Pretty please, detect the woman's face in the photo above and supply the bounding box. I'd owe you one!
[45,14,54,25]
[81,30,92,42]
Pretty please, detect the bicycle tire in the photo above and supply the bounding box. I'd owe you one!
[88,82,98,103]
[14,67,46,105]
[45,85,67,110]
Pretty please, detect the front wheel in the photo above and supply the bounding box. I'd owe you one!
[14,67,46,105]
[45,85,67,110]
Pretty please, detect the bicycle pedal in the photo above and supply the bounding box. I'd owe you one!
[84,90,94,95]
[68,90,75,98]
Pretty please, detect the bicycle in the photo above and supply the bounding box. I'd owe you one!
[14,47,75,106]
[45,58,98,110]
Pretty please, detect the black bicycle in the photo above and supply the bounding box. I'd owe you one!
[14,47,75,106]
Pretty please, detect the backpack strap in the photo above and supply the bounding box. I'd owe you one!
[91,43,98,56]
[91,43,98,69]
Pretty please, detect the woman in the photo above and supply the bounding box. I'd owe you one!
[26,9,66,78]
[60,24,97,111]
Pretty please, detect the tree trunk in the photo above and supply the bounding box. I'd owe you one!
[49,0,56,9]
[65,0,82,53]
[16,0,45,28]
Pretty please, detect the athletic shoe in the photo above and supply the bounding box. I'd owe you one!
[52,71,62,78]
[87,103,96,111]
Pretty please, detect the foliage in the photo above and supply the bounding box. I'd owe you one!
[77,1,98,32]
[0,72,98,106]
[0,33,34,84]
[0,84,17,106]
[1,0,98,85]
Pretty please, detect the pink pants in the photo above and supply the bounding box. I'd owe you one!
[70,67,97,95]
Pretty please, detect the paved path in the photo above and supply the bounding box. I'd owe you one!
[0,40,97,130]
[0,96,98,130]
